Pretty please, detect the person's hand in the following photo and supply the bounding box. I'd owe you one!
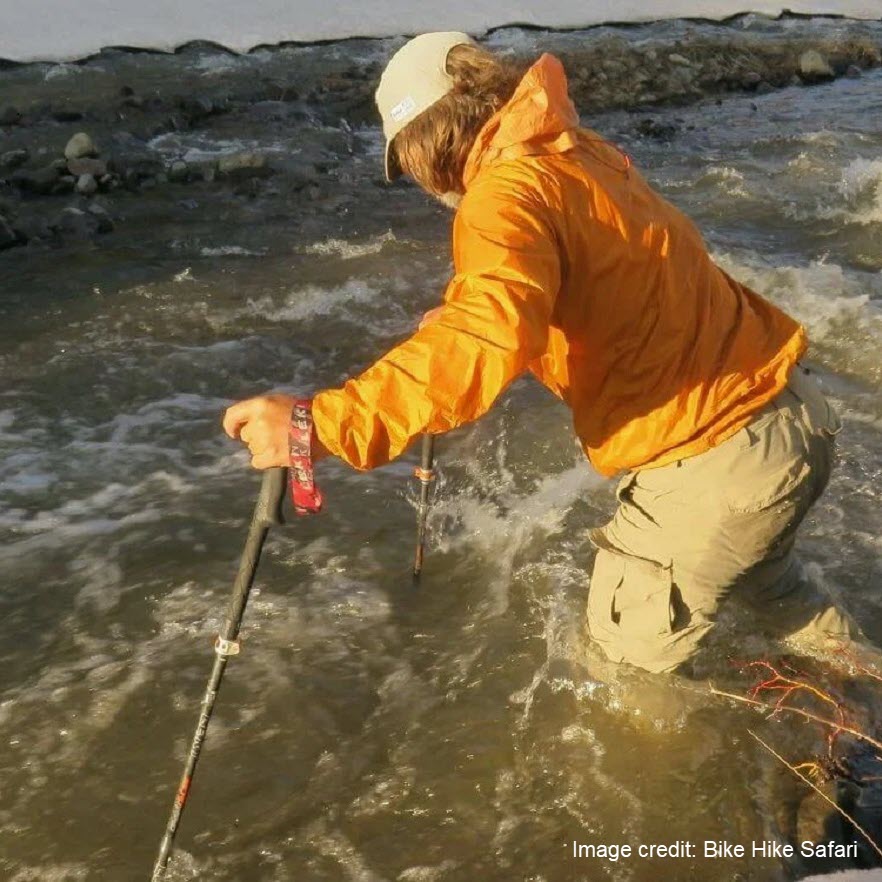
[223,394,307,470]
[419,306,443,329]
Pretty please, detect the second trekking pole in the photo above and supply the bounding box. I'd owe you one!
[412,434,435,579]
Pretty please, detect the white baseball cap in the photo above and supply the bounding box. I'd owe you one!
[375,31,475,181]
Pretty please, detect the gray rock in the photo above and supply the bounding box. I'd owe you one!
[67,157,107,177]
[798,49,834,82]
[51,158,69,172]
[846,64,862,78]
[53,205,112,239]
[53,176,76,194]
[176,95,214,122]
[86,202,114,232]
[167,160,189,183]
[11,165,60,195]
[64,132,98,161]
[195,161,217,183]
[0,149,29,170]
[0,214,20,249]
[53,207,97,238]
[116,154,163,189]
[217,151,270,179]
[0,107,22,126]
[76,174,98,195]
[636,118,677,140]
[743,71,763,87]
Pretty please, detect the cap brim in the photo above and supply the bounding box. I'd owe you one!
[384,139,402,183]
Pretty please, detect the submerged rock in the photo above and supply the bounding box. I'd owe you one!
[64,132,99,161]
[0,214,20,249]
[167,160,190,183]
[799,50,834,83]
[52,204,113,238]
[217,151,270,179]
[0,107,22,126]
[0,149,29,170]
[636,118,677,140]
[53,175,76,194]
[86,202,113,231]
[11,166,60,195]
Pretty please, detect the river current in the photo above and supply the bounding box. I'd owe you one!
[1,24,881,882]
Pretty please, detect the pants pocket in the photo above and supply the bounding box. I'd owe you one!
[587,541,677,646]
[724,409,814,515]
[611,553,677,641]
[726,456,812,514]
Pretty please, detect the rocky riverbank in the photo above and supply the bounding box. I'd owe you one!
[0,15,880,253]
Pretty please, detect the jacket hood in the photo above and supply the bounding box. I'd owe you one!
[463,53,579,189]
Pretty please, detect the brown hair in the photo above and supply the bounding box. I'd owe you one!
[390,44,525,195]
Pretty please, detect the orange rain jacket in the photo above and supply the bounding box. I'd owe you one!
[312,54,806,477]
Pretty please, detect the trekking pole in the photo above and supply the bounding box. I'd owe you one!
[150,466,287,881]
[412,434,435,579]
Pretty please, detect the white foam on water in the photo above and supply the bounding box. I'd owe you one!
[42,63,82,81]
[244,279,381,323]
[838,157,882,225]
[189,52,245,75]
[714,253,882,379]
[199,245,268,257]
[9,864,90,881]
[782,153,882,228]
[431,450,602,615]
[301,231,397,260]
[146,132,296,163]
[698,165,750,198]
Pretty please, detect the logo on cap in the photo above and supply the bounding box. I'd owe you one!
[390,95,417,123]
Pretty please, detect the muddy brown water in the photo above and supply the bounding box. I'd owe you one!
[1,21,881,882]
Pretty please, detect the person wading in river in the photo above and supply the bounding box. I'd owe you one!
[223,33,867,676]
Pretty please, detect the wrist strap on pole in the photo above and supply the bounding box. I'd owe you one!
[288,399,323,516]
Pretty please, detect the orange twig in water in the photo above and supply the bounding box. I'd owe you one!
[709,687,882,754]
[744,660,849,757]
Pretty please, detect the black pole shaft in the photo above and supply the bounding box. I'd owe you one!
[151,467,287,881]
[413,434,435,579]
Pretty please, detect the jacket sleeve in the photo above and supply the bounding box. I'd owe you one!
[312,173,561,470]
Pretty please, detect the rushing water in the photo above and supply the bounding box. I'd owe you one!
[1,27,881,882]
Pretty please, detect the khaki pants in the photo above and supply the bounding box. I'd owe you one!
[586,365,859,675]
